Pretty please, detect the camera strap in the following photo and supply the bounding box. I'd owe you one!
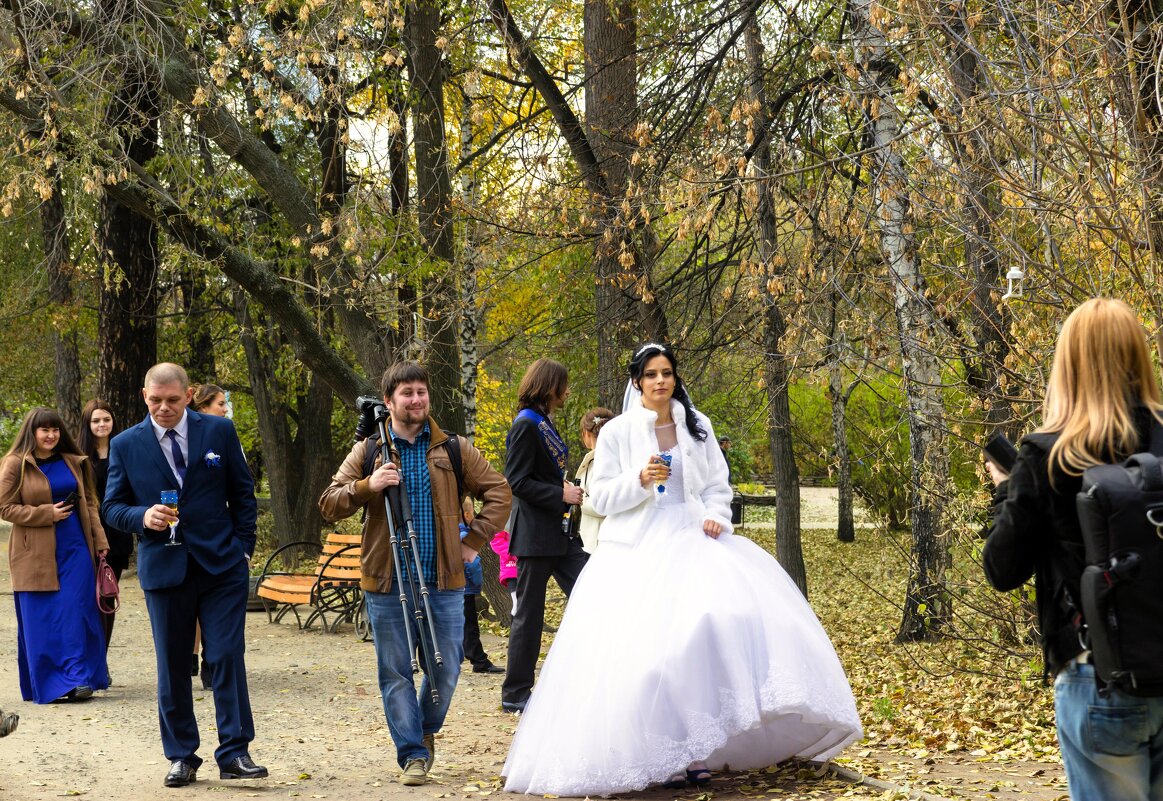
[362,433,466,520]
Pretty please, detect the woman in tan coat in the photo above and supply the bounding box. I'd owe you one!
[0,407,109,703]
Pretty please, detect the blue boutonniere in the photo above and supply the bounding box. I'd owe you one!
[204,450,221,467]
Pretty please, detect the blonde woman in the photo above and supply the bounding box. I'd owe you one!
[984,298,1163,800]
[575,407,615,553]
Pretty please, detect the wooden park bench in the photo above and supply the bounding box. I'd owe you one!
[255,531,368,635]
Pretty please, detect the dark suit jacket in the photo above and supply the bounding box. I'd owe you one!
[102,411,257,591]
[505,415,570,557]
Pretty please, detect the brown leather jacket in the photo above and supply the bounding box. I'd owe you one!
[318,417,511,592]
[0,452,109,591]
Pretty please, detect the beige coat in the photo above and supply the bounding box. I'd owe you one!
[575,450,603,554]
[0,452,109,592]
[318,417,511,592]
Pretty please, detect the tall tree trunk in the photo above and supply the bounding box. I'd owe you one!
[456,77,509,625]
[236,293,333,549]
[41,166,82,431]
[407,0,463,433]
[177,263,218,382]
[586,0,641,407]
[459,92,482,441]
[827,307,855,543]
[743,12,806,594]
[850,0,951,641]
[939,5,1010,428]
[1102,2,1163,356]
[97,69,160,427]
[489,0,666,409]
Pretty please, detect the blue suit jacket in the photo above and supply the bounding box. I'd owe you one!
[102,411,258,591]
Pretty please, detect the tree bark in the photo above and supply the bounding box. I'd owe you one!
[97,64,160,428]
[489,0,667,409]
[407,0,463,433]
[850,0,951,641]
[827,311,855,543]
[459,92,483,441]
[586,0,642,407]
[939,4,1010,428]
[743,11,806,595]
[41,166,82,432]
[236,293,333,550]
[1101,2,1163,359]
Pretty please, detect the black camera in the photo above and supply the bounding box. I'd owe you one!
[354,395,389,441]
[982,432,1018,474]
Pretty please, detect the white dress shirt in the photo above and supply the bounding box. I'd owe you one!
[150,411,190,488]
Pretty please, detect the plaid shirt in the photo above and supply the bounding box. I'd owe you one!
[390,423,437,585]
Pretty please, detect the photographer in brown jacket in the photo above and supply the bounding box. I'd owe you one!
[319,361,510,787]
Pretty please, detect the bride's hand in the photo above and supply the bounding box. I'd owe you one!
[703,519,722,539]
[639,456,668,488]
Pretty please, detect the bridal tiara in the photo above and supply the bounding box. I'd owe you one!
[634,342,668,357]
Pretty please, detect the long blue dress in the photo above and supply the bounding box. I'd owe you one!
[14,457,109,703]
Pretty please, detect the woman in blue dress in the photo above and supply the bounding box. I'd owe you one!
[0,407,110,703]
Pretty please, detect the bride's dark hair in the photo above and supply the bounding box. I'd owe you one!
[629,343,706,442]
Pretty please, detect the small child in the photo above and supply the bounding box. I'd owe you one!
[462,523,502,673]
[490,530,519,614]
[577,407,616,553]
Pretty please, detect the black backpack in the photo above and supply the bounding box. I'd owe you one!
[1075,420,1163,696]
[362,432,465,503]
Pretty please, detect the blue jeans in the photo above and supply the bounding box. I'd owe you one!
[1055,660,1163,800]
[364,584,465,768]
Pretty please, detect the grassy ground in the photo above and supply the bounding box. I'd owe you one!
[739,502,1067,799]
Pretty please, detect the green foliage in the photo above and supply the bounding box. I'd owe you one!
[784,375,983,531]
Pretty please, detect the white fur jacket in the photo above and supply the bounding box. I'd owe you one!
[588,399,733,546]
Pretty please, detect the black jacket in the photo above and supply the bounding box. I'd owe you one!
[983,408,1154,676]
[92,456,134,572]
[505,415,570,557]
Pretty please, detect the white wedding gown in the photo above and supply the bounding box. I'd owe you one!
[503,448,862,796]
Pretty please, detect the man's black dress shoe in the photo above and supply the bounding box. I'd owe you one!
[219,754,269,780]
[501,699,527,714]
[164,760,197,787]
[473,663,504,674]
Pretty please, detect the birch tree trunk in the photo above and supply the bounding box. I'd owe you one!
[850,0,951,641]
[459,91,482,442]
[743,11,806,595]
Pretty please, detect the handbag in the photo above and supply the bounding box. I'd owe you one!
[96,554,120,615]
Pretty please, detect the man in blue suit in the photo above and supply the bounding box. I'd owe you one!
[103,362,265,788]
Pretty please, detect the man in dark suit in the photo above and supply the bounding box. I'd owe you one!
[103,363,265,788]
[500,359,587,714]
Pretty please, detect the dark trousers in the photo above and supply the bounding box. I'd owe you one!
[463,594,490,668]
[501,541,588,704]
[142,556,254,769]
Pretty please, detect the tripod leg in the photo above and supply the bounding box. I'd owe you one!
[405,525,444,668]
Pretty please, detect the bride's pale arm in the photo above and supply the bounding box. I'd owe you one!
[698,415,734,536]
[588,425,652,517]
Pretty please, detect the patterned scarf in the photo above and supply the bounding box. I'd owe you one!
[512,408,569,480]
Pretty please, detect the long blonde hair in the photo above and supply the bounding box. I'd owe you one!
[1040,298,1163,476]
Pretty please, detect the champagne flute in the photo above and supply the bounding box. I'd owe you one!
[160,490,179,546]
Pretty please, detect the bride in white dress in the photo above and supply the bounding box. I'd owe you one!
[502,343,862,796]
